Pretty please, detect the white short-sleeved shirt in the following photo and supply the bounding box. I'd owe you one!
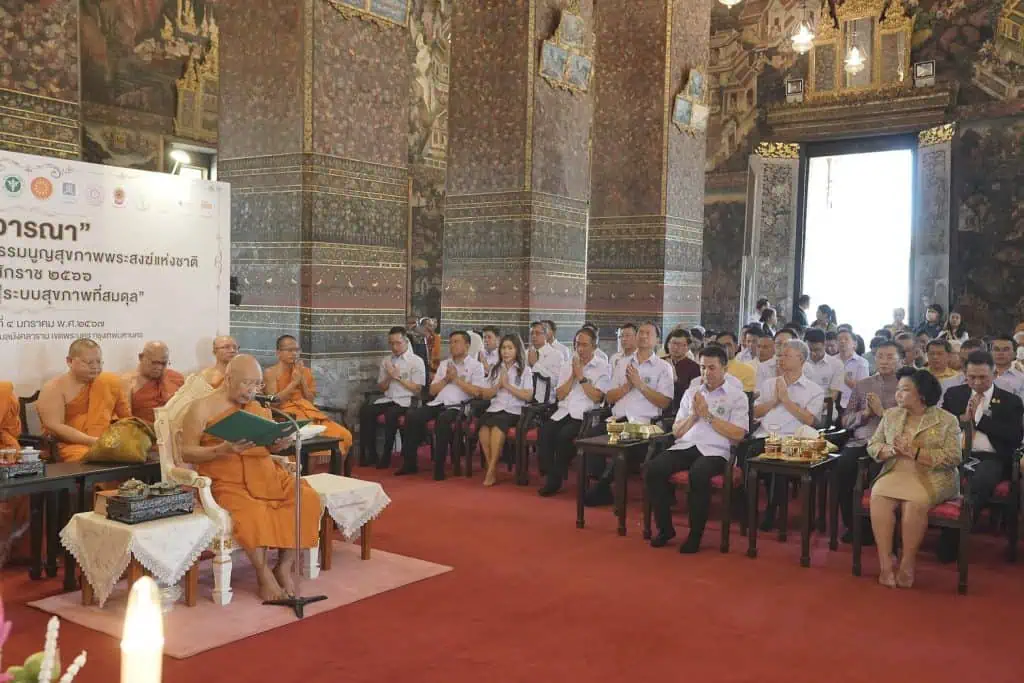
[485,363,533,416]
[429,356,486,407]
[551,340,572,363]
[610,352,675,422]
[670,380,750,458]
[551,356,612,422]
[995,367,1024,402]
[756,357,778,388]
[480,348,500,371]
[375,351,426,407]
[837,354,871,408]
[753,373,825,438]
[803,354,843,394]
[530,344,564,403]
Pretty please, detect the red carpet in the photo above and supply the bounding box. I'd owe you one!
[2,468,1022,683]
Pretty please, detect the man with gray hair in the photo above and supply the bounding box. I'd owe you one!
[747,338,826,530]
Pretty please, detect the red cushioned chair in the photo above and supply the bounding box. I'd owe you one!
[850,431,972,595]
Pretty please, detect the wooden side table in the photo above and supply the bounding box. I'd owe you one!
[574,435,654,536]
[304,473,390,577]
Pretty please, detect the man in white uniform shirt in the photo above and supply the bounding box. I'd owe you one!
[802,328,843,424]
[359,326,426,469]
[398,330,485,480]
[587,321,674,506]
[645,346,749,553]
[749,339,825,530]
[836,329,870,411]
[737,325,762,364]
[755,330,792,389]
[527,321,563,403]
[537,328,611,497]
[990,335,1024,401]
[543,319,572,363]
[478,325,501,373]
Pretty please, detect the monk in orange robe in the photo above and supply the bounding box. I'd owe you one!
[197,335,239,389]
[181,355,322,601]
[263,335,352,456]
[122,341,185,424]
[0,381,27,564]
[38,339,131,462]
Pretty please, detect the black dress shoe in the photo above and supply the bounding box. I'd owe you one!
[583,482,614,507]
[650,529,676,548]
[679,534,702,554]
[537,481,561,497]
[394,466,418,476]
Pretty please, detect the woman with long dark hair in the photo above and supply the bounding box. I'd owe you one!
[939,310,969,343]
[476,334,533,486]
[812,304,838,332]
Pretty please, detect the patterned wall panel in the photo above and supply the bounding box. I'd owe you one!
[748,156,799,323]
[912,132,952,327]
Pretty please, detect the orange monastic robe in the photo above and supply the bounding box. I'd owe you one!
[197,404,321,550]
[131,370,185,424]
[0,382,28,560]
[277,366,352,454]
[51,372,131,462]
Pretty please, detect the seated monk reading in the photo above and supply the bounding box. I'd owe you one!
[0,381,27,563]
[37,339,131,462]
[122,341,184,424]
[180,355,322,601]
[198,335,239,389]
[263,335,352,456]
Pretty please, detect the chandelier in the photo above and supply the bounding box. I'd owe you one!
[719,0,742,7]
[844,45,865,75]
[791,22,815,54]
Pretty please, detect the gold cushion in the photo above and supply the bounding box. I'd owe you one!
[83,418,156,464]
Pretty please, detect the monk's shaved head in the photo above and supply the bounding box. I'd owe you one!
[225,355,263,405]
[68,338,99,359]
[139,341,170,380]
[212,335,239,365]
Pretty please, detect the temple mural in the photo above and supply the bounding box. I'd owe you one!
[952,116,1024,335]
[703,0,1024,332]
[81,0,218,168]
[408,0,450,321]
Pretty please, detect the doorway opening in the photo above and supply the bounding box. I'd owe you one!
[800,148,914,337]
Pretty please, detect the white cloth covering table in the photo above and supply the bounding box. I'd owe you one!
[60,511,216,607]
[304,474,390,575]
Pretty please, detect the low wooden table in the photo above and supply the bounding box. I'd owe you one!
[745,454,839,567]
[574,434,654,536]
[81,557,200,607]
[290,436,349,477]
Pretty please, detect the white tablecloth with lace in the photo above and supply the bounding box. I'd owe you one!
[304,474,390,540]
[60,511,216,608]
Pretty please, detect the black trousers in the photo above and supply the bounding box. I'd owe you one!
[834,445,882,530]
[967,452,1011,514]
[358,401,407,465]
[401,404,461,472]
[644,446,727,539]
[537,417,581,488]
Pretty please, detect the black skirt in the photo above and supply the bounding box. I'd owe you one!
[478,410,520,431]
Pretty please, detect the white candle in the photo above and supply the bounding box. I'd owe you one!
[120,577,163,683]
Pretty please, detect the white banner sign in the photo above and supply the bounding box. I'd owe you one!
[0,151,230,392]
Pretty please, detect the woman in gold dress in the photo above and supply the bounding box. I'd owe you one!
[868,367,962,588]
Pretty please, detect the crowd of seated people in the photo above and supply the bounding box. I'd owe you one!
[360,298,1024,588]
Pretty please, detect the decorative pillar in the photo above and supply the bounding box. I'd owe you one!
[0,0,80,159]
[738,142,801,327]
[587,0,710,341]
[912,123,953,326]
[219,0,411,409]
[441,0,595,339]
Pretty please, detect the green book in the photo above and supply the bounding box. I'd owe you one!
[204,410,311,447]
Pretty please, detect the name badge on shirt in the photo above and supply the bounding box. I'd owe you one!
[643,375,652,385]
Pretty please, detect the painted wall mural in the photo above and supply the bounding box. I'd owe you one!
[0,0,79,100]
[702,0,1024,334]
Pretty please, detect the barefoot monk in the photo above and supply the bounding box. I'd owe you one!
[37,338,131,462]
[122,341,184,424]
[180,355,322,601]
[263,335,352,456]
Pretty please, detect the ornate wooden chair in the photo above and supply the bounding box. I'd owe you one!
[154,374,322,605]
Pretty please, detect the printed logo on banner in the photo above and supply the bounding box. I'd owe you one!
[61,181,77,202]
[30,177,53,200]
[86,185,103,206]
[113,186,126,207]
[2,175,23,198]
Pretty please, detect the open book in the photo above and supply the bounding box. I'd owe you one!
[204,411,310,447]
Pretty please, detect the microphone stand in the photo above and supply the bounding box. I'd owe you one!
[259,399,327,618]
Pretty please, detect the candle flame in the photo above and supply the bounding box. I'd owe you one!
[121,577,164,650]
